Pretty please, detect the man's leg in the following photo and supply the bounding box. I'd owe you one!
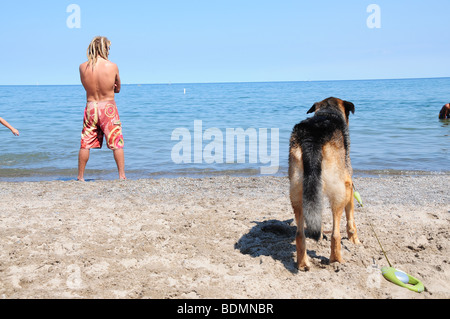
[77,148,90,181]
[113,148,126,180]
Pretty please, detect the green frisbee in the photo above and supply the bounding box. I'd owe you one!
[381,267,425,293]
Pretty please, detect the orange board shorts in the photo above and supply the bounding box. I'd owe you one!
[80,101,124,150]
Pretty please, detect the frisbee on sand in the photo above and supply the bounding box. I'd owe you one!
[353,189,425,293]
[381,267,425,293]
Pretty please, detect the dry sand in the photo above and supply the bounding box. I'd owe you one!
[0,174,448,299]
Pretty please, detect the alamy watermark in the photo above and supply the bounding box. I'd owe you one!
[66,264,83,289]
[66,4,81,29]
[366,263,382,289]
[66,4,380,30]
[171,121,280,175]
[367,4,381,29]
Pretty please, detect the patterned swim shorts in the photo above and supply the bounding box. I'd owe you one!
[80,100,124,150]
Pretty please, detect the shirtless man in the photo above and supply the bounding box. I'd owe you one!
[78,36,126,181]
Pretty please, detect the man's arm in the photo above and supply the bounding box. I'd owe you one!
[114,65,121,94]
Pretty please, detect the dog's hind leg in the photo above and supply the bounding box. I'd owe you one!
[322,155,346,264]
[290,147,311,271]
[345,180,360,245]
[329,201,345,264]
[291,181,311,271]
[294,204,311,271]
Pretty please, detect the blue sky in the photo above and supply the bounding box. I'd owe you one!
[0,0,449,85]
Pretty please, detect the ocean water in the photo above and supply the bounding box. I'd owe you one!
[0,78,449,181]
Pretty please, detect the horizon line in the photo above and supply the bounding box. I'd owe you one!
[1,76,449,87]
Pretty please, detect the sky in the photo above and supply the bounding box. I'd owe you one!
[0,0,449,85]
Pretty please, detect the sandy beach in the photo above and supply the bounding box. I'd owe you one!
[0,174,448,299]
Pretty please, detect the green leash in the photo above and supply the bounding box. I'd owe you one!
[353,185,425,293]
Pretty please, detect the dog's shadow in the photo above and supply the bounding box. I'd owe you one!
[235,219,298,273]
[235,219,330,273]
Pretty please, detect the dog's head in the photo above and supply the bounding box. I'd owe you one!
[307,97,355,124]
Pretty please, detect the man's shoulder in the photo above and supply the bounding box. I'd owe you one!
[106,60,118,69]
[79,61,89,69]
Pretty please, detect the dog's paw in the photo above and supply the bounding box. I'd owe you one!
[348,234,361,245]
[329,254,344,264]
[297,260,311,272]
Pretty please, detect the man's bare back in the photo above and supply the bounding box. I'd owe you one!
[79,58,121,102]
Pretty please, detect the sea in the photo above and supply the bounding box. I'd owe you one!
[0,78,449,182]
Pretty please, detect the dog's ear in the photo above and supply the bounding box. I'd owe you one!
[343,101,355,114]
[307,103,317,114]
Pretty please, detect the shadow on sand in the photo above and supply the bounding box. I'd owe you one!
[234,219,298,273]
[235,219,332,274]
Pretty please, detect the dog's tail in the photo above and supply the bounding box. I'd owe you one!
[301,144,323,241]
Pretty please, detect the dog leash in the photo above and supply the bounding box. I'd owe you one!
[353,184,425,293]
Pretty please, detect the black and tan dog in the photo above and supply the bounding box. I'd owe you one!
[289,97,360,271]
